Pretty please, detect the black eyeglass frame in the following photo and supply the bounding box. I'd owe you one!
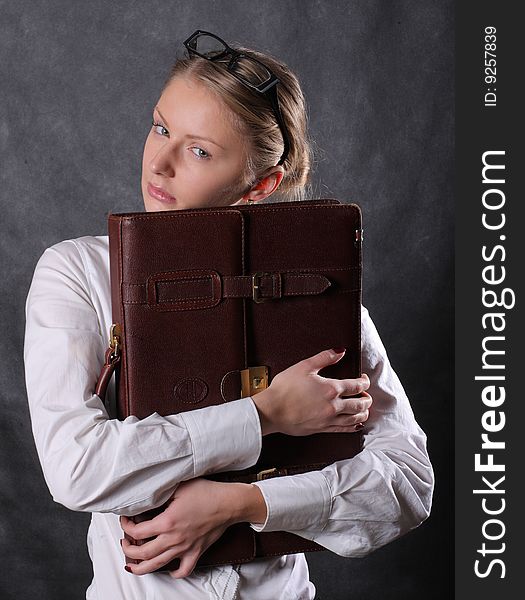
[183,30,291,166]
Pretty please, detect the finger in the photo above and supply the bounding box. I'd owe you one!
[360,373,370,390]
[332,410,369,428]
[304,348,346,374]
[169,550,201,579]
[121,534,168,561]
[125,546,182,576]
[120,513,169,540]
[328,377,370,400]
[332,392,372,415]
[339,376,371,396]
[324,422,367,433]
[335,392,372,414]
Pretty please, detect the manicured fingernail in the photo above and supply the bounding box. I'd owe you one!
[332,347,346,354]
[124,565,132,573]
[355,423,364,430]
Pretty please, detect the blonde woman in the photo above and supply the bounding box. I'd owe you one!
[24,30,434,600]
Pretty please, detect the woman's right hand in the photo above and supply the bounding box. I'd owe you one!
[251,348,371,436]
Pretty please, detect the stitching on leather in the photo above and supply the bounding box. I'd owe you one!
[283,266,359,272]
[157,277,211,284]
[147,303,219,312]
[145,270,220,310]
[152,298,214,305]
[122,211,246,221]
[116,220,131,416]
[240,213,247,371]
[121,284,359,303]
[220,370,239,402]
[121,204,358,222]
[159,296,212,301]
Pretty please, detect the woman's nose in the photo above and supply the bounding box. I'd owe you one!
[149,143,175,178]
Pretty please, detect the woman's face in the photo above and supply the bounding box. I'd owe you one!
[141,76,252,212]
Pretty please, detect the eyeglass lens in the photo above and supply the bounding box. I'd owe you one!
[189,33,228,58]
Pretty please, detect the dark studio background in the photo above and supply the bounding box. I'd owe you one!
[0,1,453,598]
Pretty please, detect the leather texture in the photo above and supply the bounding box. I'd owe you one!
[107,198,363,569]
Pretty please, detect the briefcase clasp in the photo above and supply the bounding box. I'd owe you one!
[240,365,269,397]
[252,271,271,303]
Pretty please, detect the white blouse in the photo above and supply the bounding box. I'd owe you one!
[24,236,434,600]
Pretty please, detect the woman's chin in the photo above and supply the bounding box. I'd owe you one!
[144,198,179,212]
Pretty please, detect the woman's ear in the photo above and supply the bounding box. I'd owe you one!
[242,166,285,203]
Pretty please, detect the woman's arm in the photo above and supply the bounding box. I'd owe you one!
[25,240,371,519]
[24,241,262,516]
[247,305,434,556]
[120,305,433,576]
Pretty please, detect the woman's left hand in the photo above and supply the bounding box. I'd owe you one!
[120,478,266,578]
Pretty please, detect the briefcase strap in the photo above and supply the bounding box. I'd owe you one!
[222,272,330,302]
[120,267,360,308]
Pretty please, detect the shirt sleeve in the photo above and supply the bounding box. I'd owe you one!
[23,241,262,516]
[249,305,434,557]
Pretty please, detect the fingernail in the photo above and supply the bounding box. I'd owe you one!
[124,565,132,573]
[355,423,364,430]
[332,347,346,354]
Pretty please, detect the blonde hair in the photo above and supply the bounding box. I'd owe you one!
[162,45,314,202]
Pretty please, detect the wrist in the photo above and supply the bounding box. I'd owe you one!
[225,482,268,526]
[251,388,279,436]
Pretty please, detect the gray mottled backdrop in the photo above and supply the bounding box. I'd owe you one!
[0,1,453,598]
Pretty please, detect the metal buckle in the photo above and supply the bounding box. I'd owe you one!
[252,271,271,303]
[256,467,277,481]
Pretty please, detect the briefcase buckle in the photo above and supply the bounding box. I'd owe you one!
[252,271,271,303]
[256,467,277,481]
[240,365,269,397]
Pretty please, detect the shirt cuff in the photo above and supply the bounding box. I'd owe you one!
[249,470,332,533]
[178,397,262,478]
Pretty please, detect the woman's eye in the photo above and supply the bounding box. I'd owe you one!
[190,147,210,160]
[151,120,168,136]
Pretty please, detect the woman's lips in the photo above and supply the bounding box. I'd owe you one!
[147,182,177,204]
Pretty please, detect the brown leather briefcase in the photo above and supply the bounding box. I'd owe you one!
[97,198,364,569]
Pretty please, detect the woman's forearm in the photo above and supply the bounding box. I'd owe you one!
[226,482,268,526]
[24,243,263,516]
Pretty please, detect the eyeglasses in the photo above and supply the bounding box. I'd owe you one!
[183,30,290,166]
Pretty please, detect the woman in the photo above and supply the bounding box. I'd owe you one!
[24,30,434,600]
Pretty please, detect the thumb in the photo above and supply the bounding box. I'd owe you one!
[305,348,346,374]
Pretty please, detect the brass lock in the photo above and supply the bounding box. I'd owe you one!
[240,365,269,397]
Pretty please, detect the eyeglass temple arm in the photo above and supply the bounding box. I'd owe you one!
[266,86,290,165]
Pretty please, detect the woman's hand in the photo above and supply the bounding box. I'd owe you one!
[252,348,372,436]
[120,478,266,578]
